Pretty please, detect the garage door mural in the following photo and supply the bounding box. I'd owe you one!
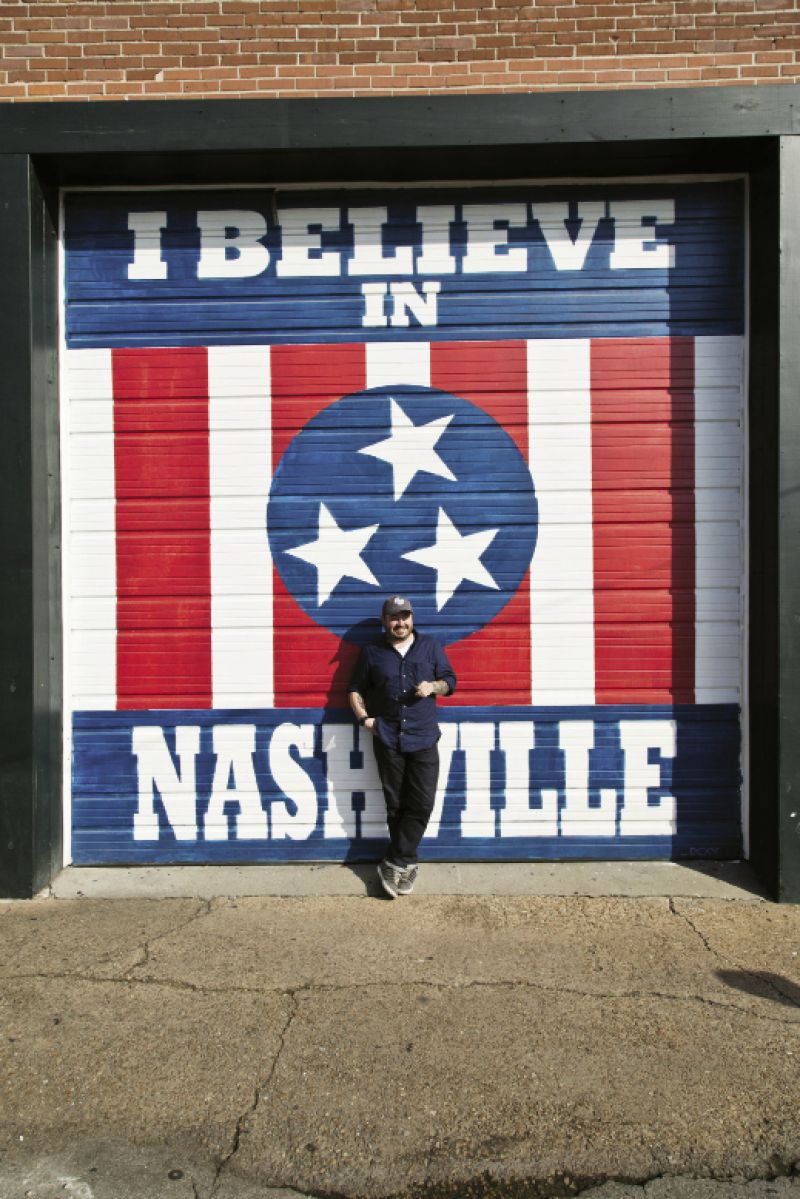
[63,181,744,862]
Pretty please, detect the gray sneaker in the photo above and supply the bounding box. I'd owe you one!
[397,864,418,896]
[377,859,403,899]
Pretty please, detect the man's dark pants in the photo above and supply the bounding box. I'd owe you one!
[372,738,439,867]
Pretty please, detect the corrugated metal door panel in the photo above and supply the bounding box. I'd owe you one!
[63,181,744,863]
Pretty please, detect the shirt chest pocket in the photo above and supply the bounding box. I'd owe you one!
[402,659,433,690]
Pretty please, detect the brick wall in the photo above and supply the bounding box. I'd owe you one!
[0,0,798,100]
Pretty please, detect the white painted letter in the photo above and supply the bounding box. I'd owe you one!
[532,201,604,271]
[361,282,389,328]
[559,721,616,837]
[618,720,677,836]
[498,721,558,837]
[132,725,200,841]
[389,281,441,328]
[127,211,168,281]
[423,722,459,838]
[609,200,675,270]
[460,722,496,838]
[197,210,270,279]
[416,204,456,275]
[321,723,386,839]
[269,722,318,840]
[204,725,268,841]
[462,203,527,273]
[348,207,414,276]
[277,207,342,277]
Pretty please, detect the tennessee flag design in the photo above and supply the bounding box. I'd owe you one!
[66,334,741,714]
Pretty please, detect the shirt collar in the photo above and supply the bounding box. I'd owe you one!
[384,628,418,651]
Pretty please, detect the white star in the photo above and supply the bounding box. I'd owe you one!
[286,503,379,606]
[359,398,456,501]
[402,508,500,610]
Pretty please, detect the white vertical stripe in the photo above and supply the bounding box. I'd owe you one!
[694,335,744,703]
[365,341,431,389]
[208,345,274,708]
[66,347,117,710]
[527,339,596,705]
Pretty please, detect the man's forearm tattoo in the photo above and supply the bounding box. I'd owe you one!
[430,680,449,695]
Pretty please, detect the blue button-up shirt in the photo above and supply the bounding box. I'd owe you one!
[349,631,457,752]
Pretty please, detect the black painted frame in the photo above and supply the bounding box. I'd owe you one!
[1,86,797,899]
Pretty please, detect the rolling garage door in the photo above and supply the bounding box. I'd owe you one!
[62,180,745,863]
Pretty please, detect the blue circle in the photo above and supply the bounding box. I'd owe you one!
[267,385,538,645]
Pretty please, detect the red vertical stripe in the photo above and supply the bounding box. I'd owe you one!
[431,339,528,458]
[113,347,212,709]
[271,343,367,472]
[431,340,531,706]
[271,343,366,707]
[591,337,695,704]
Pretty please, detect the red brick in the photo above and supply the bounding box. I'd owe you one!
[179,78,220,91]
[5,68,47,82]
[3,43,46,57]
[415,46,456,58]
[81,66,126,79]
[26,82,76,95]
[17,17,58,32]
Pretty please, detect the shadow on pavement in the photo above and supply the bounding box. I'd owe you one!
[716,969,800,1007]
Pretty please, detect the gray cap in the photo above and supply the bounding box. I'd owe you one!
[382,595,413,617]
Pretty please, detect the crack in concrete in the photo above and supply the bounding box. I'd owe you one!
[124,899,216,976]
[210,991,300,1197]
[669,898,724,958]
[4,969,800,1029]
[670,899,800,1012]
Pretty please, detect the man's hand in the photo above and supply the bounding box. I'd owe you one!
[415,680,449,698]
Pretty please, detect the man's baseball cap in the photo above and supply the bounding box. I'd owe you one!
[382,595,413,617]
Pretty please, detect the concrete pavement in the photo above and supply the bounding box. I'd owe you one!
[1,864,799,1198]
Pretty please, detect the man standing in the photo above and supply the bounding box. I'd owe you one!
[349,595,457,898]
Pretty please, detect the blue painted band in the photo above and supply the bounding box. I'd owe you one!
[71,704,741,864]
[64,181,745,347]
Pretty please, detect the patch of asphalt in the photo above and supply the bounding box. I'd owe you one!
[39,895,795,1033]
[0,898,216,982]
[582,1176,800,1198]
[0,1142,317,1198]
[1,1145,800,1199]
[212,991,302,1196]
[0,979,293,1164]
[222,981,800,1199]
[124,898,217,976]
[4,898,800,1199]
[669,900,800,1011]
